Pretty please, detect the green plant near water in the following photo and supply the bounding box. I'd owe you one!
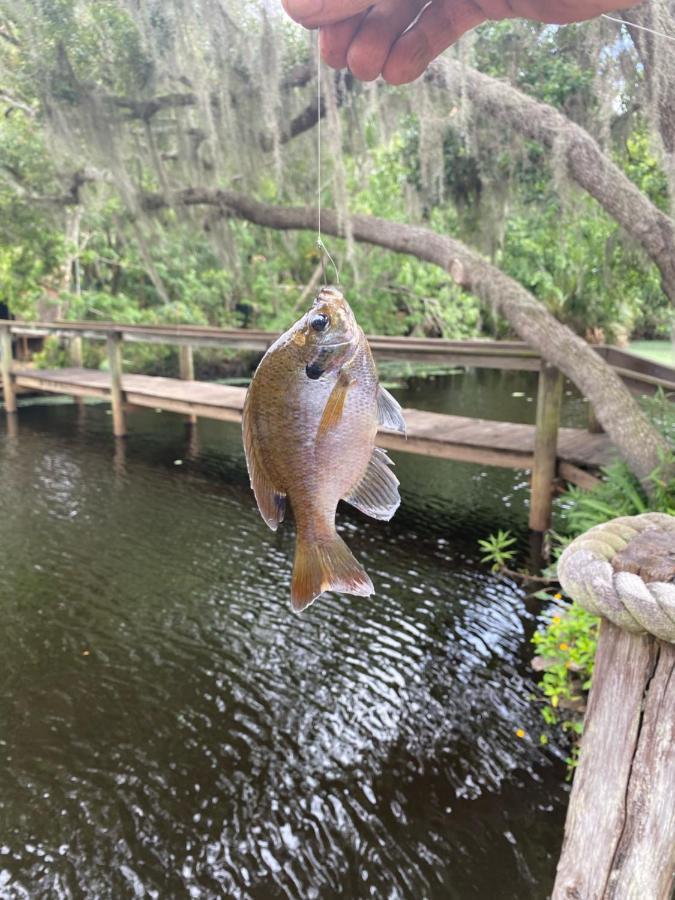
[478,529,518,572]
[530,597,598,740]
[479,441,675,751]
[538,450,675,745]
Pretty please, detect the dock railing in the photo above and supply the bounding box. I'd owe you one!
[1,319,674,531]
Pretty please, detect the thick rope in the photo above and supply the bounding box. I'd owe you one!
[558,513,675,642]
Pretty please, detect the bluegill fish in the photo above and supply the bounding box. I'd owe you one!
[242,287,406,611]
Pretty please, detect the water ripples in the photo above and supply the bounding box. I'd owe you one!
[0,403,567,898]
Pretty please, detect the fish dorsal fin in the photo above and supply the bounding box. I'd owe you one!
[242,391,286,531]
[343,447,400,522]
[377,386,406,435]
[317,371,354,439]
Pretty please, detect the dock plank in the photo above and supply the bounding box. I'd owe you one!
[13,367,615,472]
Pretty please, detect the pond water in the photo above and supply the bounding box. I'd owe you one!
[0,369,575,899]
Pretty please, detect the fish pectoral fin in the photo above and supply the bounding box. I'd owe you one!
[377,385,406,435]
[291,532,374,612]
[317,371,354,439]
[242,394,286,531]
[343,447,400,522]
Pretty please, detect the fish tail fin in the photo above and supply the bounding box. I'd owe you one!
[291,532,374,612]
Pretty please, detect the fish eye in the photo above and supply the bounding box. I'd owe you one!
[310,313,329,332]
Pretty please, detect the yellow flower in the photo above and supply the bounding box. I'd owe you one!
[554,593,562,600]
[552,615,561,624]
[515,728,525,739]
[559,642,569,651]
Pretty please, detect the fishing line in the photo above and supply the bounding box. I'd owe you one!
[601,13,675,44]
[316,31,340,286]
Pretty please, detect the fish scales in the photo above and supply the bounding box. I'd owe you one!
[243,287,406,611]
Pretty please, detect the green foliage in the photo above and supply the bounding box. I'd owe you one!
[558,453,675,534]
[500,196,664,342]
[531,432,675,752]
[478,529,517,572]
[531,601,598,742]
[0,1,672,354]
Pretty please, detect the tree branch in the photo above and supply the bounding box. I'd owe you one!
[139,187,668,483]
[103,91,197,122]
[430,60,675,305]
[0,90,35,117]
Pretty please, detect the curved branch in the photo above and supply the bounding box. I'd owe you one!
[0,90,35,117]
[431,60,675,304]
[140,186,669,483]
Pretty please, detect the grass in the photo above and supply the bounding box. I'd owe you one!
[629,340,675,366]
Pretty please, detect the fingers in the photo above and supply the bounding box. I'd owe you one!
[345,0,426,82]
[382,0,485,84]
[282,0,374,28]
[320,13,368,71]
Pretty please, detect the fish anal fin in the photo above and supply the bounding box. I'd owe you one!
[291,532,374,612]
[377,386,406,435]
[242,393,286,531]
[343,447,400,522]
[317,372,354,439]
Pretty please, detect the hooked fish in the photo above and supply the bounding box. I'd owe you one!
[242,286,406,611]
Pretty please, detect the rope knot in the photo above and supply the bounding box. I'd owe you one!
[558,513,675,642]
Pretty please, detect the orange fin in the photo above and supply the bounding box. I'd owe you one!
[242,388,286,530]
[291,532,374,612]
[317,372,353,439]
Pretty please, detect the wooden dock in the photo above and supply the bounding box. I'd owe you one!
[12,366,614,480]
[7,318,669,531]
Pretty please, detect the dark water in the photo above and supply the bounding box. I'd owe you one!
[0,370,570,899]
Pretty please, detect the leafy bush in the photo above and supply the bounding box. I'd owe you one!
[531,601,598,744]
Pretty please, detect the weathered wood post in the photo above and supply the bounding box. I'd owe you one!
[106,330,126,437]
[69,334,84,408]
[554,513,675,899]
[179,344,197,426]
[69,334,83,368]
[529,362,563,532]
[0,325,17,416]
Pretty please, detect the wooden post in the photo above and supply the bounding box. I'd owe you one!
[553,622,675,899]
[529,362,563,532]
[106,331,126,437]
[70,335,83,367]
[70,334,84,408]
[179,344,197,425]
[0,326,17,414]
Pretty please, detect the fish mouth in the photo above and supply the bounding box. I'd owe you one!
[305,362,324,380]
[304,336,357,380]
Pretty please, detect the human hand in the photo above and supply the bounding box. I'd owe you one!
[282,0,636,84]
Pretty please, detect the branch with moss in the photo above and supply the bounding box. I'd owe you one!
[139,187,668,483]
[431,60,675,305]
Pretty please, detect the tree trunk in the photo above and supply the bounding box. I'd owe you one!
[430,59,675,305]
[142,187,667,484]
[623,2,675,199]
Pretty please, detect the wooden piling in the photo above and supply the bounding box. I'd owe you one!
[179,344,197,425]
[553,622,675,899]
[70,335,83,367]
[70,335,84,408]
[0,326,17,414]
[106,331,126,437]
[529,362,563,532]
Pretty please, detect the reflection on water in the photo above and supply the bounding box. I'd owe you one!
[0,375,568,898]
